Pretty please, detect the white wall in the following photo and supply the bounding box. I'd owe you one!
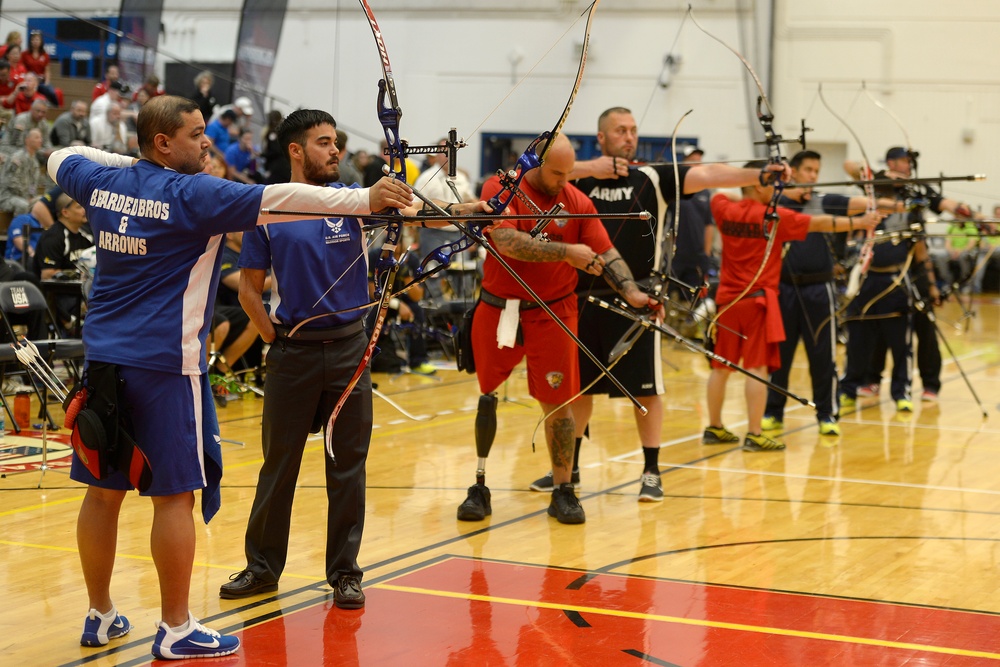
[773,0,1000,212]
[2,0,997,210]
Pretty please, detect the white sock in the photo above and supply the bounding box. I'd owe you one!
[169,615,192,633]
[93,605,117,620]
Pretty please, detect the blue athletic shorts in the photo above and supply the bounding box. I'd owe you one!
[70,366,219,496]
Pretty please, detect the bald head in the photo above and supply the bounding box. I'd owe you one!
[527,133,576,197]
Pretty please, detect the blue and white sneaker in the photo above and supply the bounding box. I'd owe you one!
[81,606,132,646]
[151,612,240,660]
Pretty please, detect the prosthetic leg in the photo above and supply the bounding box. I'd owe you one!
[457,393,497,521]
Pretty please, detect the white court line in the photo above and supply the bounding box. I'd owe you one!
[656,461,1000,496]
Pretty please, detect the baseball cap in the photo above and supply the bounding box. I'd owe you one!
[233,97,254,115]
[885,146,911,160]
[683,145,704,157]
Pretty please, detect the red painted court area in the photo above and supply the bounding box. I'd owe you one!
[210,557,1000,666]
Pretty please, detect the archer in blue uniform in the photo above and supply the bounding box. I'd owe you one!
[49,95,413,659]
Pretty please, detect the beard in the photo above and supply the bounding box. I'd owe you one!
[180,150,210,176]
[304,154,340,184]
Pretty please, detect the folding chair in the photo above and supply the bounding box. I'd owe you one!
[0,281,84,431]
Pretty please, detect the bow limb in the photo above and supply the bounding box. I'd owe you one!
[410,1,601,276]
[862,81,916,175]
[322,0,407,459]
[486,0,599,214]
[817,83,876,301]
[803,83,878,344]
[687,4,785,340]
[663,109,693,283]
[536,0,600,163]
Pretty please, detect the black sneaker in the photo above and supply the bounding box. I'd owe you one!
[457,483,491,521]
[637,472,663,502]
[529,468,580,492]
[548,483,585,524]
[334,575,365,609]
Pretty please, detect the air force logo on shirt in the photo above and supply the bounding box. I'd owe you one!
[324,217,350,245]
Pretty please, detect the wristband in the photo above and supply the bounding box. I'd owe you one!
[388,297,401,310]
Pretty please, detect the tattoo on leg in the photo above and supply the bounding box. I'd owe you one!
[547,417,575,469]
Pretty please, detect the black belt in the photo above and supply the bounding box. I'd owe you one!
[274,318,364,343]
[870,264,904,274]
[479,287,570,311]
[782,271,833,286]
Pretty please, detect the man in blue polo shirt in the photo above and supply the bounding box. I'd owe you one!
[222,108,489,609]
[49,95,414,660]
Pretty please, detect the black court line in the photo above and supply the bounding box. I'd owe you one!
[623,649,684,666]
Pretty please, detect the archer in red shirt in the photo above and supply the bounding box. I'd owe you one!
[704,161,880,452]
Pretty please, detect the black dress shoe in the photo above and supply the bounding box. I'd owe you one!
[333,575,365,609]
[220,569,278,599]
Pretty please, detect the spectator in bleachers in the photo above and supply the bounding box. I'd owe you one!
[205,109,237,153]
[0,31,22,60]
[21,31,49,82]
[90,103,131,156]
[4,210,48,265]
[3,44,27,81]
[260,109,288,183]
[34,192,93,331]
[51,100,91,147]
[90,80,128,124]
[0,60,18,125]
[0,127,43,216]
[132,74,164,103]
[27,185,62,229]
[21,30,60,108]
[91,63,119,101]
[213,231,265,376]
[2,98,53,161]
[211,96,254,132]
[335,129,362,187]
[191,70,217,121]
[225,129,261,184]
[34,192,93,279]
[8,72,47,114]
[125,87,151,133]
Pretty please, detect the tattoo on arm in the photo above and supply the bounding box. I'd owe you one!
[600,248,636,296]
[491,228,567,262]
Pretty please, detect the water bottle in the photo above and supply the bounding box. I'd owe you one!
[14,392,30,430]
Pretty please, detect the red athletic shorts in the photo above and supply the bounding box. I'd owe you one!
[711,297,781,373]
[471,296,579,404]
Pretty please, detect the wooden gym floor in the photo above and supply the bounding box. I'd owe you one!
[1,296,999,666]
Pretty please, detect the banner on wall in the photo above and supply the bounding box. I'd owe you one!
[232,0,288,134]
[116,0,164,93]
